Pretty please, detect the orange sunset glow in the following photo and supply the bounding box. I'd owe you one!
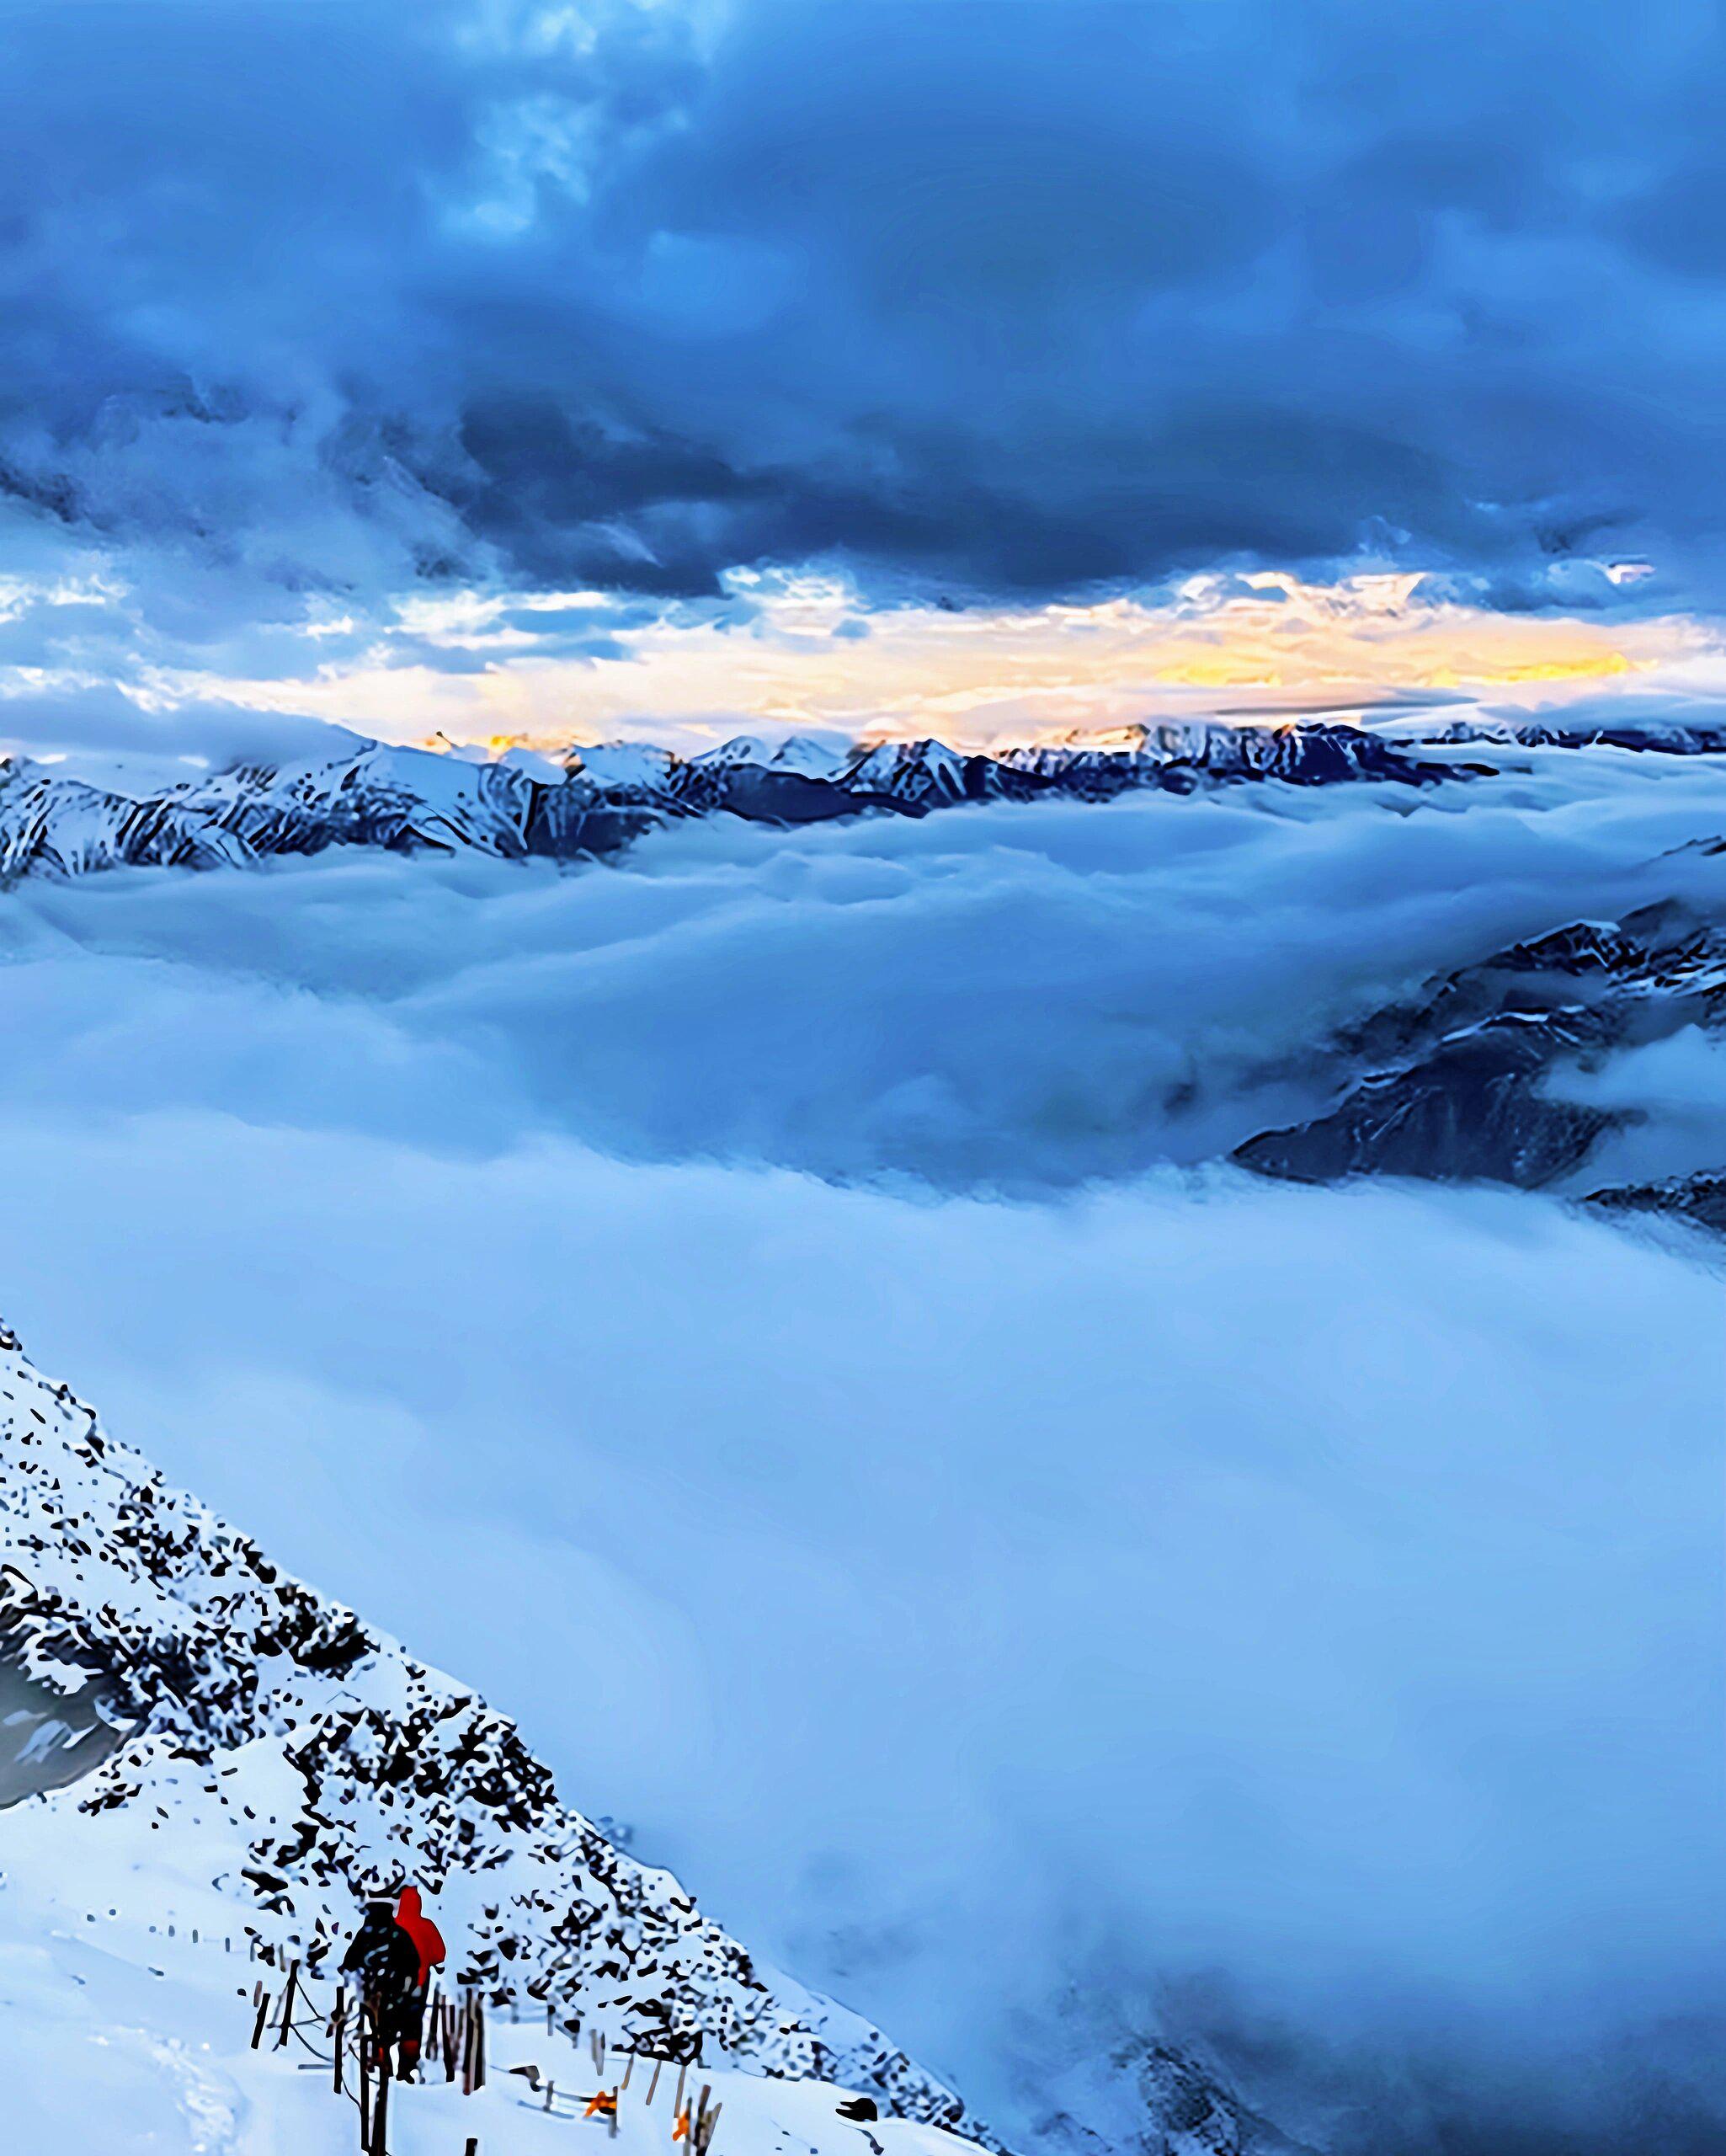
[194,570,1704,756]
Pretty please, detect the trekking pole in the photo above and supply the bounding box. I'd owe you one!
[359,2041,371,2150]
[249,1990,272,2050]
[370,2053,390,2156]
[275,1960,299,2048]
[332,1988,347,2095]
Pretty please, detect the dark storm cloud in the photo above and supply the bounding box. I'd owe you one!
[1,0,1723,616]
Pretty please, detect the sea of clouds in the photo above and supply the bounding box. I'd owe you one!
[0,750,1721,2151]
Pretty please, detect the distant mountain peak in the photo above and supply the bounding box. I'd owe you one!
[0,719,1464,884]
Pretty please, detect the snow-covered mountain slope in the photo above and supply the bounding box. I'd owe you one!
[0,1320,983,2137]
[994,718,1459,792]
[0,720,1457,882]
[1411,712,1726,754]
[0,1322,1289,2156]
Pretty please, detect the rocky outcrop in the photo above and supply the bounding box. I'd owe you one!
[1585,1173,1726,1234]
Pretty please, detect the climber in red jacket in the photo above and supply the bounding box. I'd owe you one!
[393,1885,447,2079]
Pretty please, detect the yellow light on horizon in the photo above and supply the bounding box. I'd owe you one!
[183,565,1708,755]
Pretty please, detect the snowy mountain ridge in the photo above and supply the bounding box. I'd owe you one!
[1409,712,1726,753]
[0,719,1458,881]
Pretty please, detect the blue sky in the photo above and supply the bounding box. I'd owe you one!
[3,0,1725,756]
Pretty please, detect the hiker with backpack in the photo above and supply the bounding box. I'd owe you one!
[340,1895,426,2082]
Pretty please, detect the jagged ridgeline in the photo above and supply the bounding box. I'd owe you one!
[0,723,1459,879]
[0,1321,982,2133]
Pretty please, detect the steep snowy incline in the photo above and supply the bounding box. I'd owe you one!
[0,1318,984,2137]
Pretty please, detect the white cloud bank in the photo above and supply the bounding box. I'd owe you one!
[0,752,1720,2149]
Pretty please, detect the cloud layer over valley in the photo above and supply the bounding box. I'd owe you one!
[0,757,1719,2149]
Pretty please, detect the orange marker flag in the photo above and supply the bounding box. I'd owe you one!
[674,2107,691,2141]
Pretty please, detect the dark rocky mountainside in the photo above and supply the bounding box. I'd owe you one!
[1237,878,1726,1225]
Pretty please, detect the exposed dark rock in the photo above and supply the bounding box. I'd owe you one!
[1235,1022,1619,1187]
[1236,899,1726,1194]
[1584,1174,1726,1234]
[0,1633,133,1805]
